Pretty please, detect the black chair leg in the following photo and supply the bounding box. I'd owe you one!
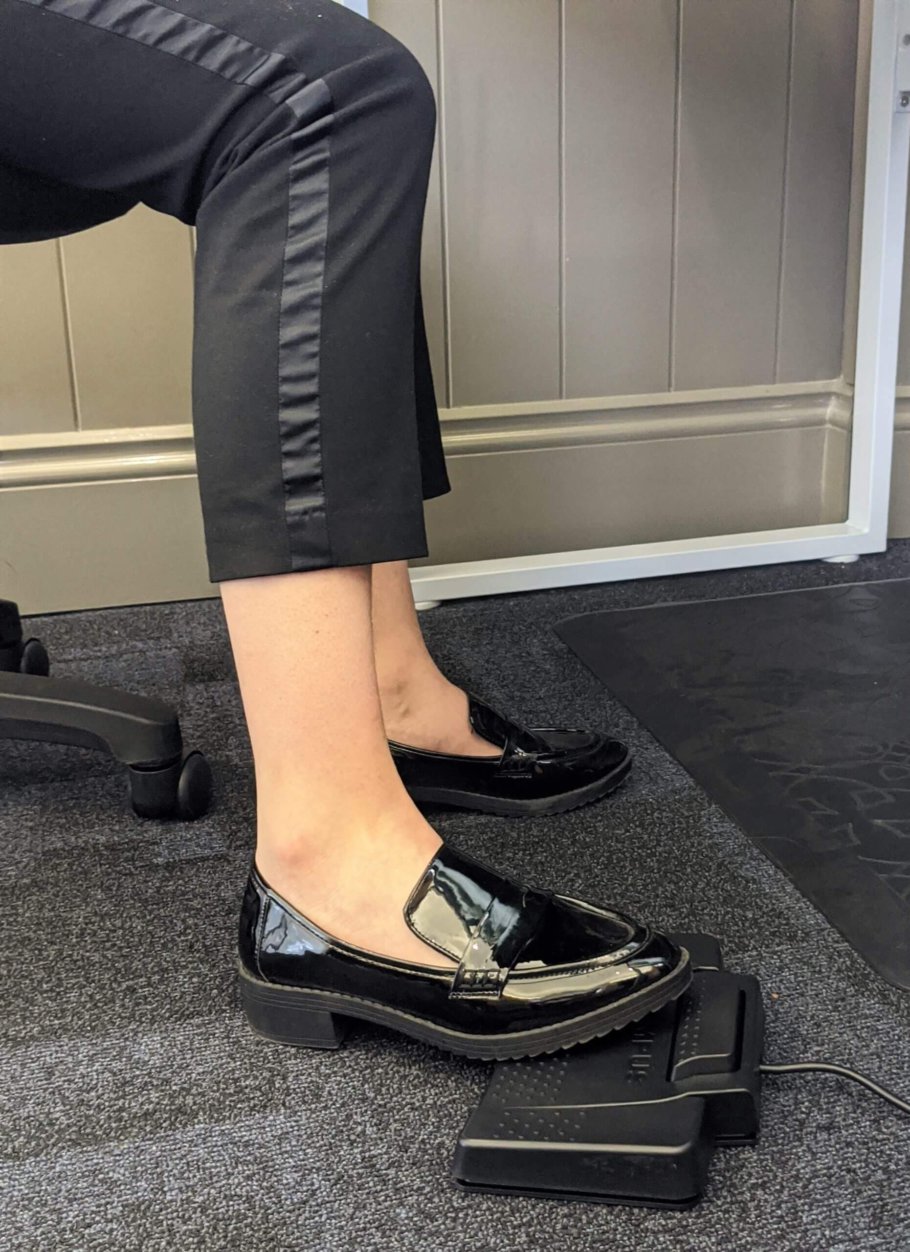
[0,598,213,820]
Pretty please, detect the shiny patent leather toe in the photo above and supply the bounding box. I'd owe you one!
[238,842,690,1060]
[389,694,632,816]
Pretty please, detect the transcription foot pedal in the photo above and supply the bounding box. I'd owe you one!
[453,934,763,1209]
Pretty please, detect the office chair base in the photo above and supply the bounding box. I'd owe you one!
[1,598,214,821]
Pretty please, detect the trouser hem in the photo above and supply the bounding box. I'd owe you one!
[208,503,433,583]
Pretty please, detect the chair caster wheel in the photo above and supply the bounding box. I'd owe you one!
[176,750,213,819]
[19,638,50,676]
[128,750,213,820]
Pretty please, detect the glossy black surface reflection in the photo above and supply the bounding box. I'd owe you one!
[239,842,689,1057]
[557,580,910,989]
[389,694,632,816]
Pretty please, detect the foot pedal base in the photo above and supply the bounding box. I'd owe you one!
[453,934,763,1209]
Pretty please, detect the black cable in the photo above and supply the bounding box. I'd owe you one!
[760,1062,910,1116]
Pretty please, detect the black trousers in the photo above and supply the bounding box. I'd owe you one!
[0,0,450,582]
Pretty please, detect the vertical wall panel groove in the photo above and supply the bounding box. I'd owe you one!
[0,241,75,436]
[778,0,858,383]
[58,206,194,430]
[896,164,910,383]
[843,0,872,385]
[564,0,677,398]
[436,0,453,408]
[558,0,566,400]
[773,1,798,381]
[669,0,683,390]
[441,0,560,406]
[898,174,910,384]
[673,0,792,390]
[55,238,82,430]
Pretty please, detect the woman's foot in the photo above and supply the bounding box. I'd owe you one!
[379,671,501,757]
[371,560,502,758]
[389,693,633,817]
[240,839,691,1060]
[255,802,456,968]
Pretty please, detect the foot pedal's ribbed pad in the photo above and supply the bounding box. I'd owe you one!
[453,934,764,1209]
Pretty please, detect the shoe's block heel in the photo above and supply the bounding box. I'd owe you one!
[239,971,347,1050]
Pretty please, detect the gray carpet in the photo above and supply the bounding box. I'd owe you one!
[3,546,910,1252]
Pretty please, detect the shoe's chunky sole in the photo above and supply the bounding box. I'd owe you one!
[238,945,691,1061]
[404,751,632,818]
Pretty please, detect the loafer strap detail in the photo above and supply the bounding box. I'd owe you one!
[468,694,550,762]
[450,889,550,999]
[405,844,551,1000]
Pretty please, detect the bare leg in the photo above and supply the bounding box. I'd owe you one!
[220,566,453,966]
[371,559,500,756]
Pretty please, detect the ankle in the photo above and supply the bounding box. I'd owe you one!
[257,772,439,853]
[377,663,448,719]
[257,792,415,867]
[254,747,407,826]
[379,671,464,739]
[378,677,501,758]
[254,809,448,966]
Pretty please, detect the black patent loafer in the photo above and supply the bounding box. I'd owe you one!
[238,842,690,1060]
[389,694,632,817]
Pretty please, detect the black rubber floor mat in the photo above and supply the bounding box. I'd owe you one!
[556,580,910,989]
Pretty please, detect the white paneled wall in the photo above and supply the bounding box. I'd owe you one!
[0,0,869,435]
